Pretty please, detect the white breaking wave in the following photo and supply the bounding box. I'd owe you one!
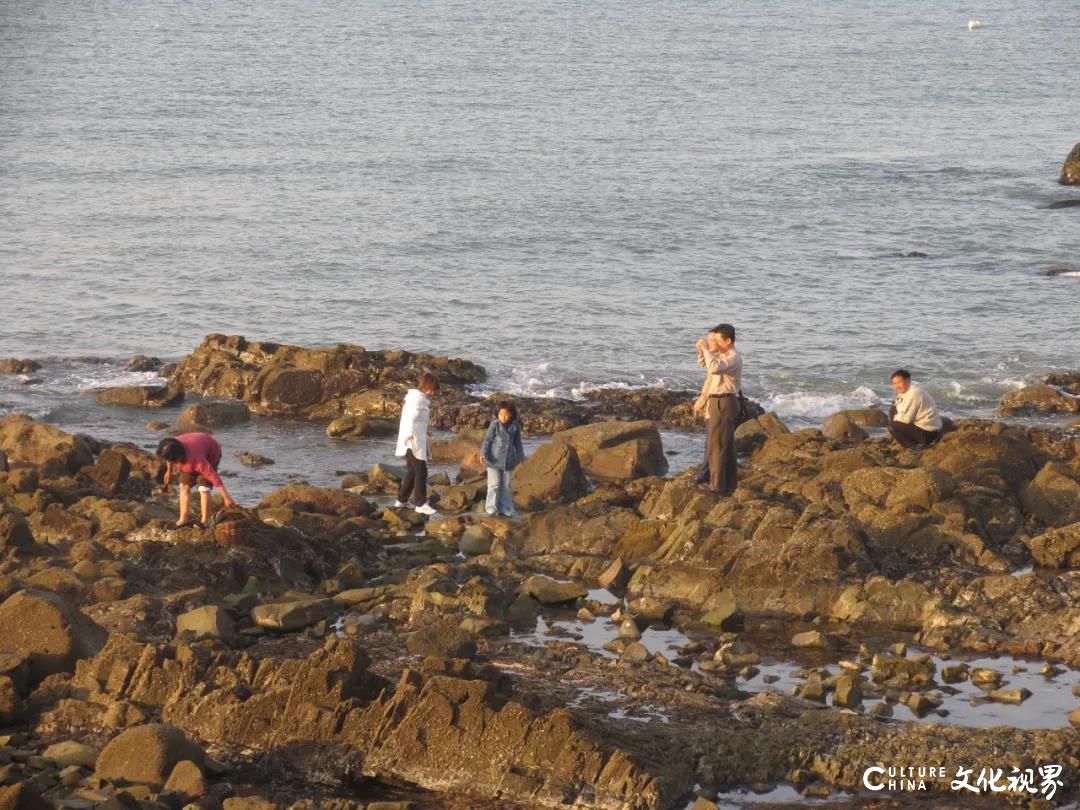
[468,362,670,402]
[75,369,162,391]
[760,386,881,420]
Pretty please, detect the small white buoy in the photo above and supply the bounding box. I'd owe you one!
[968,19,983,31]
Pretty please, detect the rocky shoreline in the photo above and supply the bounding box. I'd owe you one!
[0,335,1079,809]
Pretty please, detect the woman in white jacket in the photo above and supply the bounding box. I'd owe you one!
[394,372,440,515]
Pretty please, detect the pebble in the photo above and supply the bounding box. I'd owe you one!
[870,702,893,718]
[791,630,827,649]
[970,668,1002,688]
[988,688,1032,705]
[941,664,969,683]
[906,693,941,716]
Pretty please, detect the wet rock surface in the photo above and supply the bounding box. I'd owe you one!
[1061,141,1080,185]
[156,335,767,436]
[168,334,486,421]
[0,403,1078,808]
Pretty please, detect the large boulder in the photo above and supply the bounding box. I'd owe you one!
[0,675,19,724]
[96,385,183,408]
[552,420,667,480]
[822,413,869,443]
[521,575,588,605]
[838,408,889,428]
[326,415,397,439]
[1061,142,1080,185]
[734,411,788,454]
[0,506,35,551]
[250,598,333,632]
[0,358,41,374]
[920,428,1043,493]
[1019,463,1080,526]
[405,619,478,659]
[830,577,933,627]
[884,468,956,511]
[84,448,132,495]
[0,415,94,477]
[512,442,589,511]
[42,740,100,769]
[428,427,486,466]
[1025,523,1080,568]
[169,334,485,421]
[127,354,162,372]
[257,484,372,516]
[178,401,251,430]
[255,366,325,412]
[0,589,106,684]
[26,503,94,544]
[1045,371,1080,396]
[0,784,51,810]
[841,467,903,509]
[176,605,235,642]
[95,723,205,787]
[996,384,1080,417]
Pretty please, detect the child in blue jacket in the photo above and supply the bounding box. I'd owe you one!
[480,401,526,516]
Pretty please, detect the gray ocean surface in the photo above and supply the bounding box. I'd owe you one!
[1,0,1079,433]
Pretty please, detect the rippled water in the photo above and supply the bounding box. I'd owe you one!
[2,0,1079,424]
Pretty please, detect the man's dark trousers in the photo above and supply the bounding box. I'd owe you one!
[706,396,738,494]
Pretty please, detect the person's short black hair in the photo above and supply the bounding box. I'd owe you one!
[495,400,518,422]
[156,437,186,462]
[709,323,736,342]
[891,369,912,381]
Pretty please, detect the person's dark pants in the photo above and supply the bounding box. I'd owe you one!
[888,405,940,449]
[706,396,738,494]
[397,449,428,506]
[695,418,711,484]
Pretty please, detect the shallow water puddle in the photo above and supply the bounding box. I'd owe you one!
[566,685,672,724]
[513,606,1079,730]
[747,650,1079,730]
[685,784,849,809]
[585,587,622,606]
[516,614,695,662]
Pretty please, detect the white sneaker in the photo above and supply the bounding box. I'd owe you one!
[485,508,496,516]
[414,503,437,516]
[393,500,406,508]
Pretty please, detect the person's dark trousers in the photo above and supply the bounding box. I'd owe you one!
[888,405,940,449]
[397,449,428,506]
[695,419,711,484]
[706,396,738,494]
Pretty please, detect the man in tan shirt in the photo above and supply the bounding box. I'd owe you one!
[693,324,742,494]
[888,368,942,448]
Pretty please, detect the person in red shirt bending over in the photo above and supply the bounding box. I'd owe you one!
[156,433,238,528]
